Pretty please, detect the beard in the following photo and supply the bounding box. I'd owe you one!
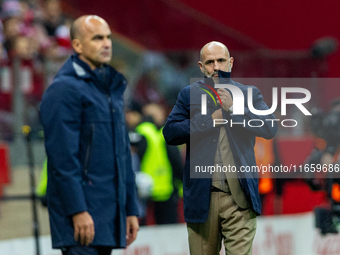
[207,71,219,83]
[204,70,218,78]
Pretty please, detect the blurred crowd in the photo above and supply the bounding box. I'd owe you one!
[0,0,72,64]
[0,0,72,128]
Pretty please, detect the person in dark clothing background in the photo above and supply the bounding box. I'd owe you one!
[126,101,183,225]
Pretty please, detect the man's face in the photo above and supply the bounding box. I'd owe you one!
[198,44,233,83]
[75,17,112,69]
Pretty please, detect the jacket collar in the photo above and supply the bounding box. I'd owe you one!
[60,54,127,92]
[202,70,232,86]
[218,70,231,83]
[204,70,231,83]
[70,54,93,79]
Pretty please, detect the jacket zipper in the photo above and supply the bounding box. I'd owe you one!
[83,123,95,185]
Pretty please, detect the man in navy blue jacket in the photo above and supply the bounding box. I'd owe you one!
[163,41,278,254]
[40,15,139,255]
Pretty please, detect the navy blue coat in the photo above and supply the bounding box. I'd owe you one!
[40,55,139,248]
[163,71,278,222]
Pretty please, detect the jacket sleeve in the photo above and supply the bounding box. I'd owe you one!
[124,129,139,216]
[40,79,87,216]
[223,86,278,139]
[163,87,216,145]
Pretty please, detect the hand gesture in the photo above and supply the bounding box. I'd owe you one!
[212,108,223,120]
[72,211,95,246]
[217,88,233,112]
[126,216,139,246]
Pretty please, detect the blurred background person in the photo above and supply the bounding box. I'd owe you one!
[303,99,340,234]
[126,101,183,225]
[125,101,152,225]
[40,15,139,254]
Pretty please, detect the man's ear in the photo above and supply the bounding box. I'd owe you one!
[72,39,82,54]
[229,57,234,71]
[198,61,204,73]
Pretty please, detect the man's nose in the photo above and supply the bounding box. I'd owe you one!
[103,38,111,48]
[213,61,220,71]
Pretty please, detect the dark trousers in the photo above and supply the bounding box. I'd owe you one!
[153,193,178,224]
[62,246,112,255]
